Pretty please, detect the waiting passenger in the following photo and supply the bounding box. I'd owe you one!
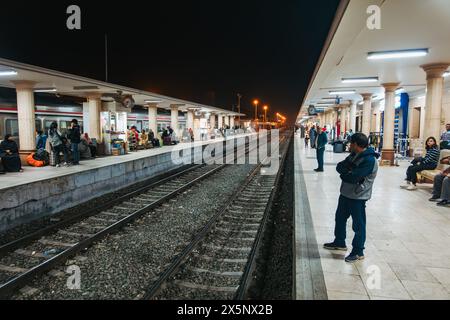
[36,130,47,150]
[440,124,450,150]
[401,137,440,191]
[429,155,450,206]
[0,134,23,173]
[82,133,97,158]
[48,121,69,167]
[314,125,328,172]
[68,119,81,165]
[324,133,379,263]
[140,129,149,148]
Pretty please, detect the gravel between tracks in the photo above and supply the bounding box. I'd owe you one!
[13,164,255,300]
[0,165,190,246]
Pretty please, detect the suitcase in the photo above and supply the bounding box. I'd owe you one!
[49,150,58,166]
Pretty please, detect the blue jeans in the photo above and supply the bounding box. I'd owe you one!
[71,143,80,164]
[316,147,325,170]
[334,195,367,255]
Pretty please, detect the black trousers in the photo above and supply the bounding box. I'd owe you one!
[406,163,436,184]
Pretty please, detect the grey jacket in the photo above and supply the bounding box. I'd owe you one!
[336,147,379,201]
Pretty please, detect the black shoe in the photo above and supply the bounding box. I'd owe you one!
[314,168,324,172]
[345,253,365,263]
[323,242,347,251]
[437,200,450,207]
[429,196,440,202]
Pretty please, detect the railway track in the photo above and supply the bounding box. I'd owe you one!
[0,130,285,299]
[145,132,291,300]
[0,163,228,299]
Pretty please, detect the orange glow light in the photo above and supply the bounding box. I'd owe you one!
[253,100,259,105]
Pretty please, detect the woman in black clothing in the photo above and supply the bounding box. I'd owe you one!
[401,137,440,190]
[0,134,23,173]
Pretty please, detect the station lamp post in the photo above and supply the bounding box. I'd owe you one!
[263,105,268,123]
[253,99,259,121]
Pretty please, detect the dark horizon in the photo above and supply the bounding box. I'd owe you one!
[0,1,340,123]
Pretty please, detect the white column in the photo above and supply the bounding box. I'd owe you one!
[148,104,158,134]
[82,102,90,135]
[419,105,426,142]
[186,109,194,130]
[87,95,102,141]
[230,116,235,129]
[421,63,450,140]
[349,100,356,132]
[382,83,400,164]
[171,105,179,136]
[210,113,216,129]
[13,81,36,155]
[224,115,230,128]
[361,93,372,136]
[340,106,348,134]
[374,101,381,133]
[218,114,223,129]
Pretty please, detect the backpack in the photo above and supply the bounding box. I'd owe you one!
[33,149,50,164]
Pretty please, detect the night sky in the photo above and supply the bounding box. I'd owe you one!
[0,1,340,123]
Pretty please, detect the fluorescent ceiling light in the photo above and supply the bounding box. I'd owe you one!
[145,100,163,103]
[444,71,450,78]
[34,88,57,93]
[0,70,18,76]
[358,101,363,105]
[342,77,378,83]
[329,90,355,95]
[367,48,428,60]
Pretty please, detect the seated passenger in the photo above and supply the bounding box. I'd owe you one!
[36,130,47,150]
[0,134,23,173]
[401,137,440,191]
[82,133,97,158]
[140,129,149,148]
[429,156,450,206]
[440,124,450,150]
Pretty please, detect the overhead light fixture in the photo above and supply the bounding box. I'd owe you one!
[34,88,57,93]
[329,90,356,95]
[444,71,450,78]
[0,69,18,76]
[341,77,379,83]
[316,102,335,106]
[145,100,163,104]
[358,101,363,106]
[367,48,428,60]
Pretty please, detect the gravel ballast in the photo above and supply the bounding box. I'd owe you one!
[13,163,255,300]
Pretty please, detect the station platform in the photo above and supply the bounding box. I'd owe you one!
[0,134,252,232]
[294,134,450,300]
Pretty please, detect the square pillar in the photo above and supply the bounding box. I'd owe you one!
[12,80,36,162]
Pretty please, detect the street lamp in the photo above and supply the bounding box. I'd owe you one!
[263,105,268,122]
[253,99,259,121]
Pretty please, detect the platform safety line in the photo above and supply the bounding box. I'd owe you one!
[293,136,328,300]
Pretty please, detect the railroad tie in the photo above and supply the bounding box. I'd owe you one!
[174,280,238,293]
[0,264,28,274]
[38,239,77,248]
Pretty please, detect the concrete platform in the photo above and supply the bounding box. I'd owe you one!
[0,134,252,232]
[294,134,450,300]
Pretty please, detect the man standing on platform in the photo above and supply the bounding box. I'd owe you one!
[314,125,328,172]
[309,125,317,149]
[324,133,379,263]
[69,119,81,166]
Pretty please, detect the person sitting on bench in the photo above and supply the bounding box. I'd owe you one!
[429,156,450,206]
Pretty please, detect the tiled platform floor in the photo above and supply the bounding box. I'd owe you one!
[294,134,450,300]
